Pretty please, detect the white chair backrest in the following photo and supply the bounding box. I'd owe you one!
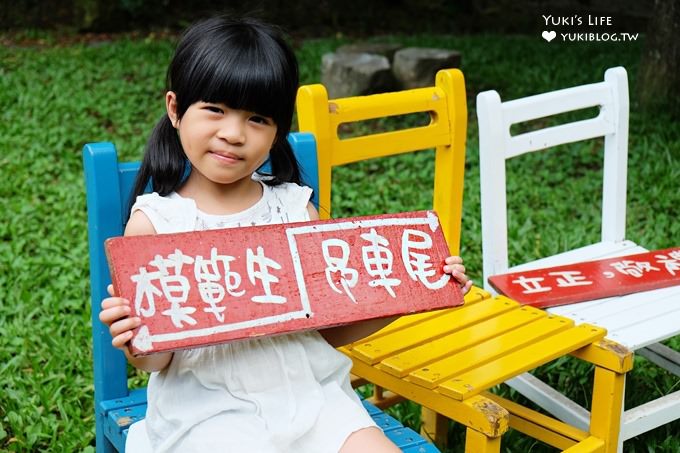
[478,66,630,291]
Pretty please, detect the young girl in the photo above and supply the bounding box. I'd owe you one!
[100,15,472,453]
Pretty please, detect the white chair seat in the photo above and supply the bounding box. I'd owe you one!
[509,241,680,350]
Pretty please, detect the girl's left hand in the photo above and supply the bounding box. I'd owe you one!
[443,256,473,295]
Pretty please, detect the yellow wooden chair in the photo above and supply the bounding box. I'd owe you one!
[296,69,633,452]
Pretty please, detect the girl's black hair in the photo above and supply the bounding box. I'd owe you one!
[130,15,301,213]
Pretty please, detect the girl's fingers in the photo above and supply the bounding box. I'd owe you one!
[460,279,473,295]
[444,256,463,265]
[99,302,131,324]
[111,331,135,349]
[443,264,466,275]
[451,270,468,285]
[100,291,137,350]
[447,269,473,291]
[101,296,129,310]
[109,316,141,338]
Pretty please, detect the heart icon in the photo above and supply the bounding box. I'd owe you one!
[542,30,556,42]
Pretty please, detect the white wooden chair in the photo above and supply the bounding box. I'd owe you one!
[477,66,680,451]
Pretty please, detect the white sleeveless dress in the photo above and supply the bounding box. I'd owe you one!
[125,180,376,453]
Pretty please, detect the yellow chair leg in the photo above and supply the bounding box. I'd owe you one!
[420,407,449,447]
[464,427,501,453]
[589,367,626,453]
[562,436,605,453]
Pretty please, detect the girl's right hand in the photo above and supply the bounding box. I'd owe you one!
[99,284,142,350]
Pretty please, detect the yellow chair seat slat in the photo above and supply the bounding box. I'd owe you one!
[389,309,569,384]
[437,323,607,400]
[351,296,518,365]
[344,287,490,351]
[347,308,459,351]
[460,286,493,305]
[406,313,575,388]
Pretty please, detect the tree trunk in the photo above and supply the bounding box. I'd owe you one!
[637,0,680,116]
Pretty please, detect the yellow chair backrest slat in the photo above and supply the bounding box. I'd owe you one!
[296,68,467,255]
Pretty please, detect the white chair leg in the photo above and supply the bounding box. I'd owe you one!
[636,343,680,376]
[621,390,680,441]
[505,373,591,430]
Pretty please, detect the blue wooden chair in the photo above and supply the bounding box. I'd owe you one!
[83,132,439,452]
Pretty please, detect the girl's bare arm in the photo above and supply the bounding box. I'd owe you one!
[319,316,398,348]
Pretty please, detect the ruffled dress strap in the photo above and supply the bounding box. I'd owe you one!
[263,182,314,224]
[130,192,197,234]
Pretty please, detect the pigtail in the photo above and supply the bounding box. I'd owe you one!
[262,138,301,186]
[128,115,188,216]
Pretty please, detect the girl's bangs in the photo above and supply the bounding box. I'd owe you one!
[197,49,291,125]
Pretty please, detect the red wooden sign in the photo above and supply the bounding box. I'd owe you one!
[488,247,680,309]
[106,210,463,356]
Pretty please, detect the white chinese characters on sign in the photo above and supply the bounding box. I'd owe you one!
[604,260,660,279]
[513,255,678,295]
[322,239,359,303]
[321,228,448,303]
[131,224,449,325]
[402,230,450,290]
[361,228,401,297]
[158,249,197,327]
[656,250,680,276]
[131,246,287,326]
[247,246,287,304]
[511,275,552,294]
[511,271,593,295]
[131,250,197,328]
[194,247,244,323]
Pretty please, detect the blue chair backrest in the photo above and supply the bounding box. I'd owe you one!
[83,132,319,451]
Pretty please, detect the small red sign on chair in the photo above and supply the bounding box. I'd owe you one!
[488,247,680,308]
[106,210,463,355]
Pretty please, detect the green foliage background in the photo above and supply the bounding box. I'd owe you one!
[0,30,678,451]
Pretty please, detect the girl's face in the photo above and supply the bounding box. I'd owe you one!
[166,91,277,187]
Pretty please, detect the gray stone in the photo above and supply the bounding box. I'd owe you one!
[321,52,396,98]
[335,42,403,63]
[392,47,462,89]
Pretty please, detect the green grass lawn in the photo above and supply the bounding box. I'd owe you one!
[0,30,678,452]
